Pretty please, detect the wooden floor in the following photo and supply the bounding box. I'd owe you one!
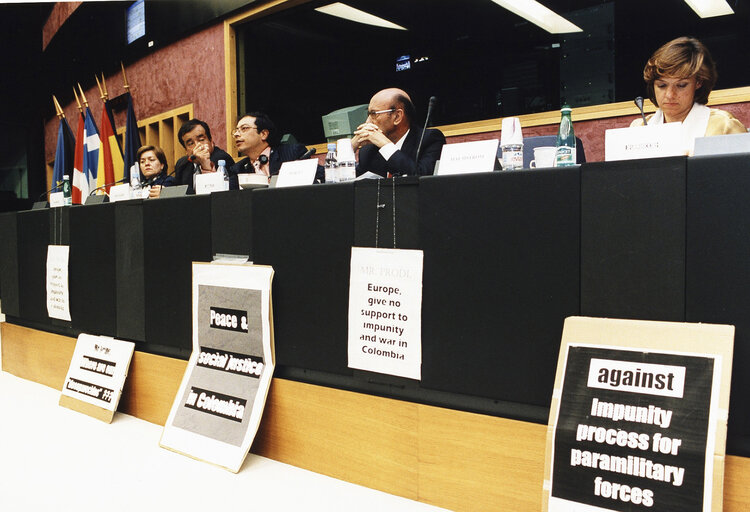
[2,322,749,511]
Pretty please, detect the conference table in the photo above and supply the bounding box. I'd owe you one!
[1,154,749,508]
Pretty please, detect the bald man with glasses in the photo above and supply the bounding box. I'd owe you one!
[352,88,445,178]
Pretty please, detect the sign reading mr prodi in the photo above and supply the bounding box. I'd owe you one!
[160,263,274,473]
[543,317,734,512]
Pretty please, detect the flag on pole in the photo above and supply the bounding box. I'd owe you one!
[71,111,86,204]
[52,117,75,195]
[123,92,141,182]
[73,106,100,198]
[96,102,125,192]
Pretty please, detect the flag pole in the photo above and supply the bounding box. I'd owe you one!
[121,61,130,91]
[77,83,89,108]
[100,72,109,100]
[95,74,106,101]
[52,95,65,118]
[72,87,83,114]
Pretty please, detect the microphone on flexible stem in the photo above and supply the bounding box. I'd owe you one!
[635,96,648,126]
[88,177,129,196]
[415,96,437,165]
[298,147,316,160]
[38,181,63,201]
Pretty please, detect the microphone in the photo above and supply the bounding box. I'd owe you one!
[188,154,198,163]
[298,148,316,160]
[415,96,437,165]
[38,180,63,201]
[88,177,128,196]
[635,96,648,126]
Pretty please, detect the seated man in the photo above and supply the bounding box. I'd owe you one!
[352,88,445,177]
[228,112,318,189]
[174,119,234,194]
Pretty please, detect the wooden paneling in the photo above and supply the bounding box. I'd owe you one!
[3,322,749,511]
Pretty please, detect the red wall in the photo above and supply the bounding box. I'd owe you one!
[44,22,227,162]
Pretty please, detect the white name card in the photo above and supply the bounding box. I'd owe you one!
[605,123,685,161]
[49,191,65,208]
[195,172,228,195]
[46,244,71,321]
[437,139,500,175]
[60,334,135,422]
[107,183,131,202]
[276,159,318,187]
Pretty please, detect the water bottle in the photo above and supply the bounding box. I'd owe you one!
[130,164,142,190]
[62,176,72,205]
[555,105,577,167]
[336,138,357,182]
[217,160,229,190]
[324,143,338,183]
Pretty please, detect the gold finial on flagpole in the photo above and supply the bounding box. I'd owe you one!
[95,74,105,101]
[121,61,130,91]
[52,95,65,118]
[100,72,109,100]
[72,87,83,113]
[77,83,89,108]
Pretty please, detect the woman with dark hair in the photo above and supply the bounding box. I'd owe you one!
[631,37,746,152]
[136,145,174,198]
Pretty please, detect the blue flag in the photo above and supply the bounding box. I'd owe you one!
[78,106,101,197]
[52,117,75,193]
[123,92,141,182]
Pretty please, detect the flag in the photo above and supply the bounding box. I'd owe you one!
[123,92,141,182]
[72,106,100,198]
[51,117,75,195]
[96,101,125,192]
[71,111,86,204]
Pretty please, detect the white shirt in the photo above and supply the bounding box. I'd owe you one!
[378,130,410,161]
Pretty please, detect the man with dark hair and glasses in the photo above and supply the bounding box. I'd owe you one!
[352,87,445,178]
[174,118,235,194]
[228,111,318,189]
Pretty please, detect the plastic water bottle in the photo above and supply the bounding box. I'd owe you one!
[130,164,142,190]
[336,138,357,182]
[62,176,72,205]
[217,160,229,190]
[324,143,338,183]
[555,105,576,167]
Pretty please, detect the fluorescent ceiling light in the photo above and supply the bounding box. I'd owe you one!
[683,0,734,18]
[490,0,582,34]
[315,3,407,30]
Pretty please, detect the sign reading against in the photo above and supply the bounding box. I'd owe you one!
[544,317,734,512]
[348,247,423,380]
[46,244,71,321]
[160,263,274,473]
[59,334,136,423]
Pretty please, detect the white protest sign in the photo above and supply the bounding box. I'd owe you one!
[544,316,734,512]
[46,244,71,321]
[348,247,423,380]
[276,159,318,187]
[194,172,228,195]
[605,123,685,161]
[437,139,499,175]
[160,263,275,473]
[107,183,131,202]
[59,334,135,422]
[49,191,65,208]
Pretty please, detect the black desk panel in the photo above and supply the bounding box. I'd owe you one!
[686,153,750,455]
[0,212,20,317]
[211,189,254,258]
[69,202,116,337]
[354,177,420,249]
[252,183,355,375]
[581,157,686,321]
[419,169,580,407]
[18,209,55,325]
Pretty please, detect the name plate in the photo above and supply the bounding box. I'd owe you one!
[195,172,227,195]
[108,183,131,202]
[49,191,65,208]
[276,159,318,187]
[437,139,500,175]
[605,123,685,161]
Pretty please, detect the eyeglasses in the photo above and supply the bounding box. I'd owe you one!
[233,124,257,135]
[367,108,397,117]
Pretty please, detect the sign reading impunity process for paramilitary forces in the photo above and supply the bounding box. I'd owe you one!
[160,263,274,473]
[544,316,734,512]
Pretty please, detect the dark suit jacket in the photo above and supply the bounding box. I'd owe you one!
[174,146,235,195]
[228,143,310,190]
[357,128,446,178]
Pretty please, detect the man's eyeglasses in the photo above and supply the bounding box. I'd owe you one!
[367,108,397,117]
[233,125,257,135]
